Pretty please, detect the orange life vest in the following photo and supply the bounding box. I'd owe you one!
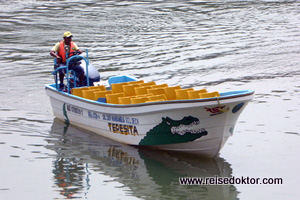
[58,41,75,64]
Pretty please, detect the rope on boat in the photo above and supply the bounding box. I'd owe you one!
[216,96,229,113]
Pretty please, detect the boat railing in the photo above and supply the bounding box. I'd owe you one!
[52,49,90,93]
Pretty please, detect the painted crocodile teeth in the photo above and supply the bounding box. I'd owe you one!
[171,121,204,136]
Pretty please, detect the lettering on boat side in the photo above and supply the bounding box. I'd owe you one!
[139,116,208,145]
[204,106,229,116]
[102,114,139,125]
[66,104,83,115]
[88,111,100,120]
[108,123,139,136]
[64,103,140,125]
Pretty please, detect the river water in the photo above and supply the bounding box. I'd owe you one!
[0,0,299,199]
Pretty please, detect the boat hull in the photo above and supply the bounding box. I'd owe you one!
[45,84,254,158]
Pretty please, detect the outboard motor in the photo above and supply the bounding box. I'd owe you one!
[81,62,100,86]
[68,51,100,86]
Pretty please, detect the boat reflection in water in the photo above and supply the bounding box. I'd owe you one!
[46,118,239,199]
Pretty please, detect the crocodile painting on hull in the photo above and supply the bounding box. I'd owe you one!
[139,116,208,145]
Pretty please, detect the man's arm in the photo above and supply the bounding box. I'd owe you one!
[73,42,82,54]
[50,50,62,62]
[50,50,59,58]
[50,42,62,62]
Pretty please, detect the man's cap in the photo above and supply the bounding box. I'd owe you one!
[63,31,73,38]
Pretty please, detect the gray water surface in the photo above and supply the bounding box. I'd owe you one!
[0,0,299,199]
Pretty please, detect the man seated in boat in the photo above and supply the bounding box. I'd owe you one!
[50,31,84,90]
